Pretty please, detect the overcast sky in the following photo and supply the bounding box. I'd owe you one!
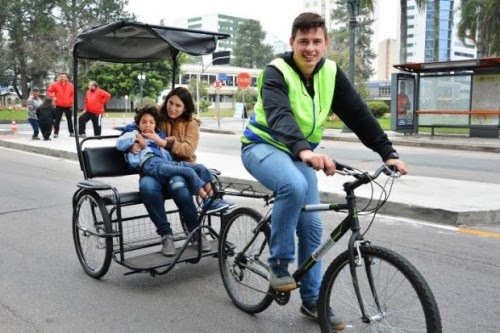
[125,0,399,44]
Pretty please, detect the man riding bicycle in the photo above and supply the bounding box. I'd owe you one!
[240,12,407,331]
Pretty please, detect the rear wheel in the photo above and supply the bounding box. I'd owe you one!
[218,207,273,313]
[318,245,441,332]
[73,190,113,279]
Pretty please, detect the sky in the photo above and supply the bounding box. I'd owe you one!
[125,0,399,44]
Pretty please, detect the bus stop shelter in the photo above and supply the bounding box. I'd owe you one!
[390,57,500,138]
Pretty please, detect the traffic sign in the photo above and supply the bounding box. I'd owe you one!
[213,80,223,89]
[236,72,251,89]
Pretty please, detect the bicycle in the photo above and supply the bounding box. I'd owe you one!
[218,161,442,332]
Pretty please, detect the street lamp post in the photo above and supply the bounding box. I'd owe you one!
[124,95,128,113]
[137,72,146,106]
[195,55,231,116]
[343,0,360,133]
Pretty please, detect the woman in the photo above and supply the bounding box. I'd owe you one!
[135,87,232,256]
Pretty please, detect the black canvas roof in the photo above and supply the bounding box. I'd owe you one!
[73,20,231,63]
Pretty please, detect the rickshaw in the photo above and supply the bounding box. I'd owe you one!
[71,20,231,278]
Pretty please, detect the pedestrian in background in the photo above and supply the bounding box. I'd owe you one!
[47,73,74,138]
[78,81,111,137]
[27,87,42,140]
[36,97,56,141]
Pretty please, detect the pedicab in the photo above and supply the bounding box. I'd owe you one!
[70,20,231,278]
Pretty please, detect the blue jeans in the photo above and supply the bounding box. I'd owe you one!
[28,118,39,137]
[139,175,198,237]
[241,143,322,302]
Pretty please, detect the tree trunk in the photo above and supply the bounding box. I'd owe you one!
[433,0,440,61]
[400,0,408,63]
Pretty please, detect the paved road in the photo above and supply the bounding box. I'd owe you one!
[1,147,499,332]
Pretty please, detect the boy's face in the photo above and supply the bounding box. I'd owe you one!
[139,113,156,134]
[290,27,328,77]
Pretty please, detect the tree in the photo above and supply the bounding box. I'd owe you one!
[1,0,61,102]
[233,20,274,68]
[330,0,375,98]
[188,78,209,102]
[86,60,173,103]
[399,0,427,63]
[53,0,132,72]
[458,0,500,57]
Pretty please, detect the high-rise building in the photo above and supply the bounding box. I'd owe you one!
[405,0,477,63]
[378,39,397,81]
[303,0,336,31]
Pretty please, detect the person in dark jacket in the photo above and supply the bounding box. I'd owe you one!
[36,97,56,140]
[240,12,408,331]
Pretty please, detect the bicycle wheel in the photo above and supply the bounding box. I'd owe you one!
[73,190,113,279]
[318,245,441,333]
[218,207,273,313]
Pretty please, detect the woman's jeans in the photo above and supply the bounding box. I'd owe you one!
[139,175,198,237]
[28,118,39,137]
[241,143,322,302]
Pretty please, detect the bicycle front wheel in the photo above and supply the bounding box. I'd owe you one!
[218,207,273,313]
[318,245,441,332]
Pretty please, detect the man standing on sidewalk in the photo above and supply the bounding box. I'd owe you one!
[27,87,42,140]
[47,73,74,138]
[78,81,111,137]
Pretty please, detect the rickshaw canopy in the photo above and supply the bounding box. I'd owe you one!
[73,20,230,62]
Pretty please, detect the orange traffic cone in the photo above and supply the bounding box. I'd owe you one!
[111,119,116,130]
[11,120,17,134]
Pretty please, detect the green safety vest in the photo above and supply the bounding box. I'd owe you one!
[242,58,337,154]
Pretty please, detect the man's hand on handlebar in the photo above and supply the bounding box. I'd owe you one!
[385,158,408,175]
[298,150,336,176]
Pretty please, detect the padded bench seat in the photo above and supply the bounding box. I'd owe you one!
[102,191,143,206]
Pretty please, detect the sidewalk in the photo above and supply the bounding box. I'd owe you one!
[1,118,499,227]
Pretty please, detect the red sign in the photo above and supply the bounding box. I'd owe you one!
[213,80,223,89]
[236,72,251,89]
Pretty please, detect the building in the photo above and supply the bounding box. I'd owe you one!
[377,39,398,81]
[404,0,477,63]
[303,0,336,31]
[0,86,21,107]
[158,64,262,110]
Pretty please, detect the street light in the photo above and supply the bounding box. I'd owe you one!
[195,55,231,116]
[343,0,360,133]
[124,95,129,113]
[137,72,146,106]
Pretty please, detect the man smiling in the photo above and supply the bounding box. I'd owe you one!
[241,12,407,331]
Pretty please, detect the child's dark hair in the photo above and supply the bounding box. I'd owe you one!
[134,105,159,126]
[41,97,54,109]
[291,12,327,39]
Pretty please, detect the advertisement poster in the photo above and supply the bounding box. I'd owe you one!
[396,78,415,127]
[471,74,500,126]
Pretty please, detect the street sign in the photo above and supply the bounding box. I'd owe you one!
[236,72,251,89]
[213,80,223,89]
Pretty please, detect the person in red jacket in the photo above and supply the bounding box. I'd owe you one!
[78,81,111,137]
[47,73,74,138]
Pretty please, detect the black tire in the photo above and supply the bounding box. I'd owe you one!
[218,207,273,313]
[73,190,113,279]
[318,245,441,333]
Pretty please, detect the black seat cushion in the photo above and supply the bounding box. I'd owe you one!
[82,146,138,178]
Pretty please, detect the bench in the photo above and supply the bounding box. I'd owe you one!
[416,110,500,137]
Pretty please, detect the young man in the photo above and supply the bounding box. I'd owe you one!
[47,73,74,138]
[78,81,111,137]
[241,12,407,331]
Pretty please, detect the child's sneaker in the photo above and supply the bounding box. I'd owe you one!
[221,198,236,211]
[203,198,229,214]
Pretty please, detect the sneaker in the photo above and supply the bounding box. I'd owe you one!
[161,235,176,257]
[53,134,58,138]
[69,133,75,137]
[43,138,51,141]
[192,234,212,252]
[203,198,229,214]
[268,264,297,292]
[32,136,40,140]
[221,198,236,210]
[79,134,86,138]
[300,300,345,331]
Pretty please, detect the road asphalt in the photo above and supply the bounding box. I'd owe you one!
[1,116,499,229]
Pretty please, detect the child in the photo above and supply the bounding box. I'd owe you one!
[116,106,234,214]
[36,97,55,140]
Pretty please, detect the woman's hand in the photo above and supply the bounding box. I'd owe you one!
[166,136,176,143]
[298,149,336,176]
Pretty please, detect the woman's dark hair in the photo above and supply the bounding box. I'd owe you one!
[134,105,159,126]
[158,87,195,121]
[41,97,54,108]
[291,12,327,39]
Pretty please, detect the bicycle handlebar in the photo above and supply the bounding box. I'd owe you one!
[307,160,400,180]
